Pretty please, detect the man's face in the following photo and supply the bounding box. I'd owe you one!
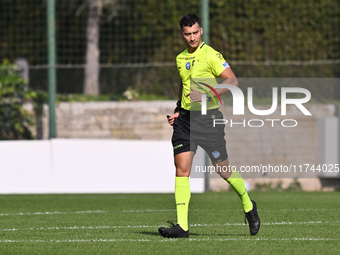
[181,22,203,51]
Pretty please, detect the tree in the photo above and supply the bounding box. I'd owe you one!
[84,0,102,95]
[0,60,34,140]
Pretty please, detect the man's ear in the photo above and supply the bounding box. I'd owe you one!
[200,27,203,35]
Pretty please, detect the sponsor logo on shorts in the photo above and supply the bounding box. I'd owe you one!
[212,151,220,158]
[173,144,183,150]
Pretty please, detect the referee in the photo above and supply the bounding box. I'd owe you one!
[158,14,260,238]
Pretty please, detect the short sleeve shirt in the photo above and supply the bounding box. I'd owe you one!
[176,42,230,111]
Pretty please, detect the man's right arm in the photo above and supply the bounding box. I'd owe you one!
[178,82,183,101]
[168,82,182,126]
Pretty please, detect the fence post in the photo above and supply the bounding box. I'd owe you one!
[201,0,210,192]
[47,0,57,138]
[201,0,210,45]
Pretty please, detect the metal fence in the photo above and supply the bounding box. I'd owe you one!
[1,0,339,138]
[1,0,339,96]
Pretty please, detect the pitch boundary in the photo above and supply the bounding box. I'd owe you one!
[1,208,339,217]
[3,220,339,232]
[0,237,339,243]
[0,210,106,217]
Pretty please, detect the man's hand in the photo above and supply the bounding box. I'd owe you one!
[167,112,179,126]
[186,87,202,102]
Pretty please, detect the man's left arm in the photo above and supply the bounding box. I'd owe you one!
[187,68,238,102]
[213,67,239,96]
[187,57,239,102]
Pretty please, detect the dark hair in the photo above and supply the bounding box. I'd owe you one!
[179,14,201,30]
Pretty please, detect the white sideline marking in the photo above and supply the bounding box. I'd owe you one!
[280,208,340,211]
[191,221,328,227]
[0,210,106,217]
[3,220,339,232]
[2,225,160,231]
[0,237,339,243]
[0,239,150,243]
[1,208,338,217]
[121,208,340,213]
[0,209,181,217]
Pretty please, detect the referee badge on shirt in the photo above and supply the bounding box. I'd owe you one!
[222,62,230,68]
[186,62,191,70]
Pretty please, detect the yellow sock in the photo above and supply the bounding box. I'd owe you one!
[226,171,253,213]
[175,176,191,231]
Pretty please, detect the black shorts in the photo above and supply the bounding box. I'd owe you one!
[171,108,228,162]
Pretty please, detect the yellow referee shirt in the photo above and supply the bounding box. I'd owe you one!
[176,42,230,111]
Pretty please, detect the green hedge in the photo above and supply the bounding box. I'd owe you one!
[1,0,338,99]
[1,0,338,64]
[0,60,34,139]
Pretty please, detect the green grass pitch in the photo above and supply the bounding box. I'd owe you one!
[0,191,339,254]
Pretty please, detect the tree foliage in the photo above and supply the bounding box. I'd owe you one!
[1,0,338,65]
[0,60,34,140]
[0,0,338,98]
